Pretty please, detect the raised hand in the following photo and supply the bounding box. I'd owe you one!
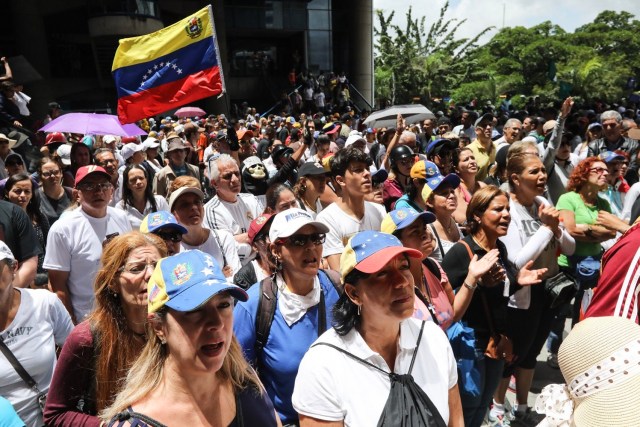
[538,203,560,231]
[560,97,574,119]
[468,249,500,282]
[517,260,547,286]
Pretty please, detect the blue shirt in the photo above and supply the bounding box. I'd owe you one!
[233,271,341,424]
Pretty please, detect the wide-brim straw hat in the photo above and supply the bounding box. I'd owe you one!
[558,316,640,426]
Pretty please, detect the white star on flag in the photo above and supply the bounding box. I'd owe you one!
[177,68,183,75]
[201,267,214,276]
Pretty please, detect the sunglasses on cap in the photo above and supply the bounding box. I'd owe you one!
[277,233,326,247]
[154,231,183,243]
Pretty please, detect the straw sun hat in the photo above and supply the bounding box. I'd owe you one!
[535,316,640,426]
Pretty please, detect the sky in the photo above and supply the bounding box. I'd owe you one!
[372,0,640,46]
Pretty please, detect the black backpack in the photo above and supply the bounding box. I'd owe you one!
[253,269,342,367]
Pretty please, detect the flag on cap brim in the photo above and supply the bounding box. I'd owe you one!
[112,5,225,124]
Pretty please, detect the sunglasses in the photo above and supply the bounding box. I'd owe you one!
[589,167,608,175]
[154,232,183,243]
[279,233,326,247]
[78,182,114,192]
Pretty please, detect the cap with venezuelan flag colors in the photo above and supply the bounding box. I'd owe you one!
[380,207,435,235]
[339,231,422,284]
[140,211,187,234]
[147,250,248,314]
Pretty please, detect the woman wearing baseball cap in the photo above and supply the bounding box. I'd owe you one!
[102,250,278,426]
[233,208,341,426]
[381,207,499,331]
[293,230,464,426]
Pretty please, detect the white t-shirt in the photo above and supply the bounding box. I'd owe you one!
[43,207,132,320]
[180,228,242,277]
[316,201,386,257]
[292,318,457,426]
[202,193,263,264]
[115,195,170,230]
[0,289,73,427]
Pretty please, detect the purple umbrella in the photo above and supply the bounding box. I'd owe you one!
[39,113,147,136]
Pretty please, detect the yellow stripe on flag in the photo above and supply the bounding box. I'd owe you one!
[112,6,213,71]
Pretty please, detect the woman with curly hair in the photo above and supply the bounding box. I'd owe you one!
[44,232,166,426]
[546,157,630,364]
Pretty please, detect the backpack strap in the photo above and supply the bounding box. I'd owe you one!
[312,342,390,376]
[320,268,343,295]
[254,275,277,369]
[254,270,342,369]
[422,257,441,282]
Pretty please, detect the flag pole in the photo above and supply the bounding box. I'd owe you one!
[207,5,231,119]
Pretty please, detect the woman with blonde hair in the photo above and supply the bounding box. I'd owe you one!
[101,250,279,426]
[44,232,167,426]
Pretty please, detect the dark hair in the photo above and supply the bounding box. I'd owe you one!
[94,147,115,163]
[332,268,369,336]
[4,172,48,228]
[316,134,330,146]
[70,142,92,172]
[264,183,294,213]
[330,146,372,178]
[122,165,158,212]
[466,185,508,234]
[38,156,63,176]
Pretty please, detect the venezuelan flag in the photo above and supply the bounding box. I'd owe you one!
[112,5,225,124]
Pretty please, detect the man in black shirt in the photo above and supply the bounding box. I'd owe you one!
[0,199,40,287]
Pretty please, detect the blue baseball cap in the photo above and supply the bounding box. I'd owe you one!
[426,138,456,156]
[140,211,187,235]
[600,152,625,163]
[415,160,461,201]
[340,231,422,283]
[380,207,435,235]
[148,250,248,313]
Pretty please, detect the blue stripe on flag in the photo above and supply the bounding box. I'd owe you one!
[113,37,217,99]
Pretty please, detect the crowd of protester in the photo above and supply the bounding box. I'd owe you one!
[2,72,640,427]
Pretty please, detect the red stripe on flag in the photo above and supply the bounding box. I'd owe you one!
[117,66,222,123]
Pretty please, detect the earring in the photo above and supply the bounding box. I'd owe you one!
[159,337,166,345]
[357,304,362,316]
[109,288,118,298]
[274,257,282,272]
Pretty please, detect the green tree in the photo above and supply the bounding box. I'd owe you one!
[374,1,491,105]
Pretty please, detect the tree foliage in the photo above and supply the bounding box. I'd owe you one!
[374,1,492,105]
[375,8,640,107]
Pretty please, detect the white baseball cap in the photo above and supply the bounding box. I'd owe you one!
[56,144,72,165]
[142,137,160,150]
[0,241,15,263]
[121,143,144,161]
[269,208,329,241]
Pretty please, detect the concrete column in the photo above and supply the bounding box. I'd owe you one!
[349,0,373,108]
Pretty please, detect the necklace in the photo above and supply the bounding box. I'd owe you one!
[302,196,317,213]
[471,235,494,252]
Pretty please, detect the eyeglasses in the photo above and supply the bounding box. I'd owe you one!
[602,123,617,129]
[220,171,240,180]
[154,232,183,243]
[279,233,326,247]
[78,182,113,192]
[41,170,61,178]
[119,261,158,275]
[98,159,118,166]
[589,167,608,175]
